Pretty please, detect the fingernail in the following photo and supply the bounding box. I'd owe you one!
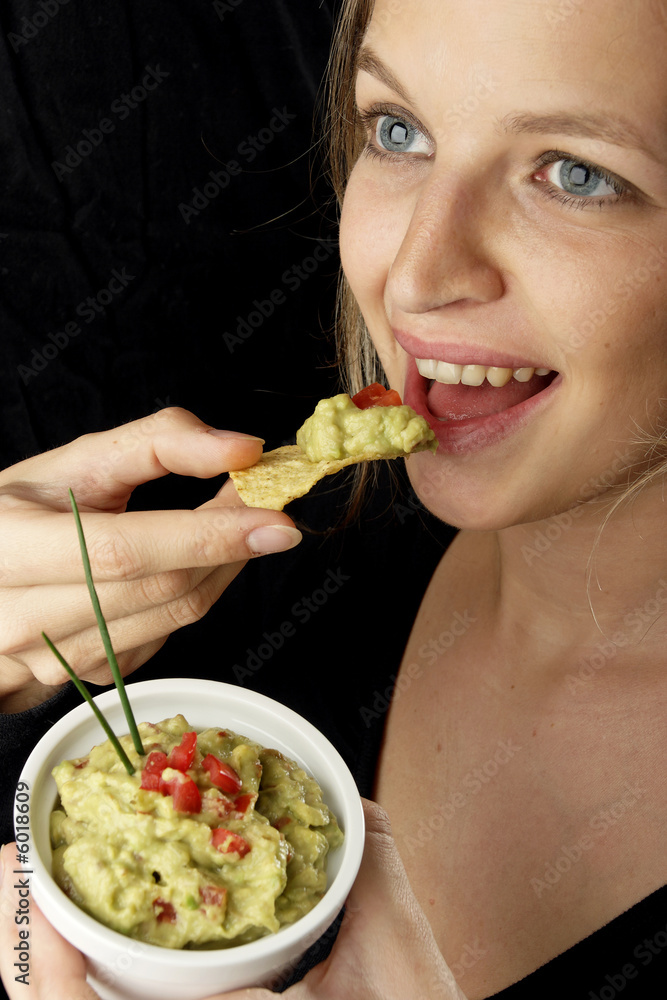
[246,525,302,555]
[207,429,265,444]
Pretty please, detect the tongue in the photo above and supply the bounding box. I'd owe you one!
[427,374,548,421]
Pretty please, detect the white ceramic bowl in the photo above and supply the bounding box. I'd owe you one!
[17,678,364,1000]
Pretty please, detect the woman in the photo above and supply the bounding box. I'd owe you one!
[2,0,667,996]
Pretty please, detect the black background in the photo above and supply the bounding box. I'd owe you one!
[0,0,341,490]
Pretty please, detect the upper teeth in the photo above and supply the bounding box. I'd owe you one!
[416,358,551,387]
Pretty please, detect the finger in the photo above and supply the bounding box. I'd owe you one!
[19,562,242,687]
[0,637,168,713]
[201,990,275,999]
[0,844,100,1000]
[0,408,265,506]
[1,563,223,655]
[33,635,171,691]
[0,503,301,587]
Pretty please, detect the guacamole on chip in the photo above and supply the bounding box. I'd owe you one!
[230,384,437,509]
[50,715,343,949]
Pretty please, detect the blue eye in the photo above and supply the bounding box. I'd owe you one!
[546,158,619,198]
[375,115,431,155]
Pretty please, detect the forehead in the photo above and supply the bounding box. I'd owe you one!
[362,0,667,148]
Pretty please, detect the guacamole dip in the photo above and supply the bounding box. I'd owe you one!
[50,715,343,949]
[296,392,437,463]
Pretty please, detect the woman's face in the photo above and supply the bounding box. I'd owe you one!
[339,0,667,529]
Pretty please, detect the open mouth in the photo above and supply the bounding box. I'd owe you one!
[416,358,558,422]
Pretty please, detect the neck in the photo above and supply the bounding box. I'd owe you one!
[491,486,667,657]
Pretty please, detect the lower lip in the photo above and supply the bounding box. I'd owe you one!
[404,364,562,455]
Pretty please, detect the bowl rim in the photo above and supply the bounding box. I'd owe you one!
[18,677,365,969]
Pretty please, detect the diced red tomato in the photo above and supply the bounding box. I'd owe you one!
[211,828,252,857]
[272,816,291,830]
[143,750,168,773]
[201,789,234,817]
[153,899,177,924]
[140,771,161,792]
[167,732,197,772]
[200,884,227,907]
[140,751,168,791]
[202,754,243,793]
[352,383,402,409]
[159,771,202,814]
[232,793,255,815]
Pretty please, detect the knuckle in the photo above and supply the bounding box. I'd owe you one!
[190,512,240,565]
[164,587,212,629]
[152,405,191,427]
[88,529,142,581]
[138,569,192,607]
[0,597,44,656]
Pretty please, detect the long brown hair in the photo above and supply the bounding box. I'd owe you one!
[325,0,378,398]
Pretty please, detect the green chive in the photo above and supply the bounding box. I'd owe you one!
[67,488,145,757]
[42,632,135,776]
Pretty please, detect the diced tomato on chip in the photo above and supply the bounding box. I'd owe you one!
[352,383,402,409]
[211,827,252,857]
[202,753,243,793]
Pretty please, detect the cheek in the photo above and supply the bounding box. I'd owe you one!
[340,168,401,318]
[340,167,411,379]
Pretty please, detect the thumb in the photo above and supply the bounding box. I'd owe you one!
[0,843,100,999]
[340,800,466,1000]
[0,408,264,509]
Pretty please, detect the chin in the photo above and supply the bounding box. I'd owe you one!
[405,452,557,533]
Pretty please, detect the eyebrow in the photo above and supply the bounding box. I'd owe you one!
[499,111,653,156]
[356,46,414,105]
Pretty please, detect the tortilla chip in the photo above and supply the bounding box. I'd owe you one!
[229,442,429,511]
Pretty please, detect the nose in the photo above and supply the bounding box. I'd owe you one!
[386,172,505,315]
